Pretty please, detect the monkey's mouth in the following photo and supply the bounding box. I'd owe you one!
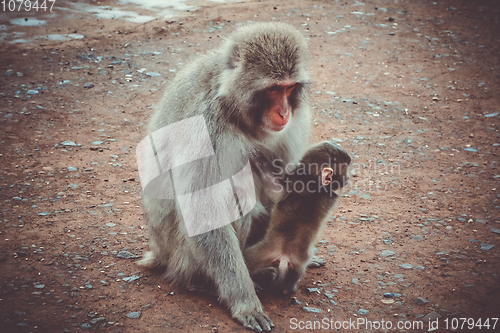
[263,117,288,132]
[265,122,287,132]
[270,124,286,132]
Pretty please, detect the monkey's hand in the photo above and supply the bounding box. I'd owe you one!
[232,300,274,332]
[253,281,264,293]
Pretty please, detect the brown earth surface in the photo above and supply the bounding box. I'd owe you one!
[1,0,499,332]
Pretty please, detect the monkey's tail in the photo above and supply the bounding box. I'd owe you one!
[136,251,157,268]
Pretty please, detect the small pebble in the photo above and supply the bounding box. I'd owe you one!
[358,309,369,315]
[302,307,322,313]
[308,257,326,267]
[123,275,141,283]
[380,250,395,257]
[89,317,105,324]
[60,141,78,146]
[117,250,139,259]
[126,311,141,319]
[422,311,441,322]
[480,243,494,251]
[414,297,430,305]
[307,287,320,293]
[80,323,92,329]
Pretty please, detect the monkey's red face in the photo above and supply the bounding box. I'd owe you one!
[263,83,297,132]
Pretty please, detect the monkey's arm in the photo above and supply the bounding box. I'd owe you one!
[168,132,274,332]
[194,225,274,331]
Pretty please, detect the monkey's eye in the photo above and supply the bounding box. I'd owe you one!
[271,260,280,267]
[267,85,280,92]
[286,84,297,93]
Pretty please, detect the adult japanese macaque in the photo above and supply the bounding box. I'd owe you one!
[137,22,310,331]
[245,141,351,295]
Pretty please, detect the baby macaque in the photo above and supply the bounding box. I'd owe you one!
[245,141,351,295]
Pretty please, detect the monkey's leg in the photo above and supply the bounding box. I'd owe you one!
[193,223,274,332]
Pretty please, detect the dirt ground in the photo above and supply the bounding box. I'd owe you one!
[1,0,499,332]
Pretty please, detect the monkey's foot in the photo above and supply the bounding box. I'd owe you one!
[307,256,326,268]
[136,251,157,268]
[233,305,274,332]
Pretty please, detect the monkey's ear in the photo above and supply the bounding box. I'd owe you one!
[321,167,334,186]
[228,44,242,69]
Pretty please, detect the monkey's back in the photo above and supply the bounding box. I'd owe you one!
[148,52,224,135]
